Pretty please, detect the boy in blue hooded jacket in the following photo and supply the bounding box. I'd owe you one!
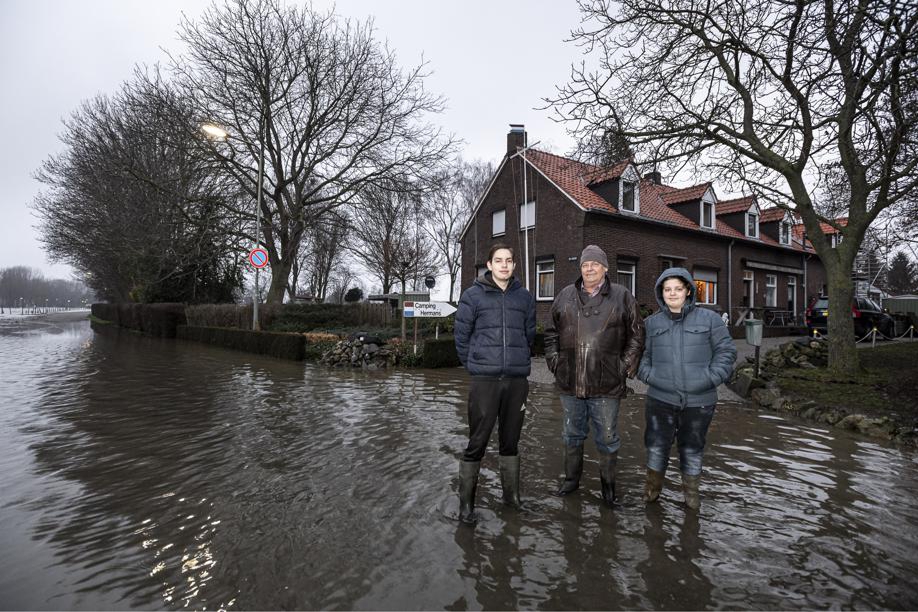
[638,268,736,510]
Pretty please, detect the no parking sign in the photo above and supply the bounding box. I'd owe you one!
[248,248,269,269]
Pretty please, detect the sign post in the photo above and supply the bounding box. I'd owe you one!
[402,301,458,355]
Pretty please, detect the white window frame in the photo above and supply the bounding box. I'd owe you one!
[780,221,791,245]
[616,260,636,294]
[831,233,843,248]
[787,276,797,315]
[491,209,505,237]
[701,201,715,229]
[621,180,637,213]
[519,201,535,230]
[536,259,555,301]
[765,274,777,307]
[619,166,640,214]
[693,269,718,305]
[746,212,759,238]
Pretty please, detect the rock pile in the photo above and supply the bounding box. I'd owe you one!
[319,337,396,369]
[728,338,915,445]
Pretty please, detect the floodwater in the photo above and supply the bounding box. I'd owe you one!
[1,315,917,610]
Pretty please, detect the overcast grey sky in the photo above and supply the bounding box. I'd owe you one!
[0,0,581,280]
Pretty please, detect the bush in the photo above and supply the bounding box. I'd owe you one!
[90,302,187,337]
[177,325,305,360]
[421,336,461,368]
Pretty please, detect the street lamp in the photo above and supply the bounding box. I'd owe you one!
[201,121,265,331]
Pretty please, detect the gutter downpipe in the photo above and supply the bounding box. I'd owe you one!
[728,239,734,324]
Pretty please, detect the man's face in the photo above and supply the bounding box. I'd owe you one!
[580,260,607,286]
[487,249,515,281]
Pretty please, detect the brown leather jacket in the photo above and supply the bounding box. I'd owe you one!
[545,275,645,399]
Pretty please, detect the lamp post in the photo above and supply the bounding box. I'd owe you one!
[202,121,265,331]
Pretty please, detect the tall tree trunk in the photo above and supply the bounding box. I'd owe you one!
[267,259,292,303]
[824,257,860,376]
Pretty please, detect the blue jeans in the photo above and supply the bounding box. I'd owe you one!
[559,395,621,454]
[644,397,715,476]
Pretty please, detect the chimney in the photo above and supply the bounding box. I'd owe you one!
[507,124,527,155]
[645,170,663,185]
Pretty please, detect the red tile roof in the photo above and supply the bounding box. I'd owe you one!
[792,217,847,247]
[584,158,632,186]
[717,196,755,215]
[659,182,712,205]
[760,207,788,223]
[521,148,806,251]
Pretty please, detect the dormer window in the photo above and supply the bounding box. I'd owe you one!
[831,233,843,248]
[701,201,714,228]
[779,221,791,245]
[622,180,637,212]
[746,212,759,238]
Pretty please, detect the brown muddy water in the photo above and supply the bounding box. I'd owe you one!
[1,315,917,610]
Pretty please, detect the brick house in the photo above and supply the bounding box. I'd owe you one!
[459,125,831,328]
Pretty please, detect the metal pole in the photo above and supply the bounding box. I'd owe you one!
[521,150,530,291]
[253,118,265,331]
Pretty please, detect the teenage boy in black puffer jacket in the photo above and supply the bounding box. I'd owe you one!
[454,244,536,524]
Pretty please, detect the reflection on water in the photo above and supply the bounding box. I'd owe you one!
[1,319,917,609]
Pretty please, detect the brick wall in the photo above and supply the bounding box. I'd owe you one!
[460,146,828,327]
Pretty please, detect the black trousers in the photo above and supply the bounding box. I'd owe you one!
[463,376,529,462]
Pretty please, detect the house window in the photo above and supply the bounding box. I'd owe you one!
[660,258,674,272]
[622,180,636,212]
[765,274,777,307]
[780,221,791,245]
[787,276,797,315]
[743,270,754,307]
[746,212,759,238]
[519,201,535,230]
[830,233,843,248]
[492,209,505,237]
[536,259,554,300]
[701,201,714,229]
[616,260,636,294]
[694,269,718,305]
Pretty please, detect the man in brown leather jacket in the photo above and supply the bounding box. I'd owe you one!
[545,245,645,507]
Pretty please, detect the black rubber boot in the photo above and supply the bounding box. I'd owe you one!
[499,454,522,508]
[599,451,618,507]
[643,468,665,503]
[458,460,480,524]
[682,473,701,510]
[554,444,583,496]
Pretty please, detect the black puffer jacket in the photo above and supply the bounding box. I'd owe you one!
[544,275,645,398]
[454,273,536,377]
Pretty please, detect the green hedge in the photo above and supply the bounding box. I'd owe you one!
[91,302,187,337]
[177,325,305,360]
[421,336,461,368]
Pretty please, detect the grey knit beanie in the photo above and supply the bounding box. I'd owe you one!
[580,244,609,269]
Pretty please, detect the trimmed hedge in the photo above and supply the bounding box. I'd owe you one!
[421,336,461,368]
[177,325,305,360]
[91,302,187,337]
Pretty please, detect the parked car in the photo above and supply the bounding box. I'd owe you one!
[805,296,895,338]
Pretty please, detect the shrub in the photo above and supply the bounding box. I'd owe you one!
[177,325,305,360]
[421,336,461,368]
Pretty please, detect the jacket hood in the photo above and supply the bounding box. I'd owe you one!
[654,267,696,313]
[475,271,521,293]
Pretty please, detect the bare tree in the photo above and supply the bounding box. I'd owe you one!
[172,0,454,304]
[33,72,245,303]
[423,159,494,301]
[348,180,438,295]
[549,0,918,374]
[290,211,349,301]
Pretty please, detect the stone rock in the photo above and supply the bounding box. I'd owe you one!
[730,371,765,398]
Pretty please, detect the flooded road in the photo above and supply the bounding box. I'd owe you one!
[1,315,917,610]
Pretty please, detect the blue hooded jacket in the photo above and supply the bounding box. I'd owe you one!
[637,268,737,407]
[454,272,536,377]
